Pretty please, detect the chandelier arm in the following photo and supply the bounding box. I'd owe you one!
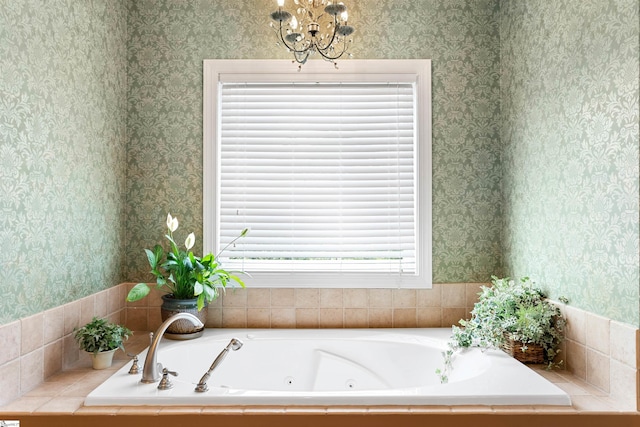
[276,20,311,55]
[314,15,340,52]
[315,39,349,61]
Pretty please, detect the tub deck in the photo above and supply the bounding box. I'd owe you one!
[0,332,637,427]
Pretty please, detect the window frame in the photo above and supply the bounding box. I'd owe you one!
[203,59,432,289]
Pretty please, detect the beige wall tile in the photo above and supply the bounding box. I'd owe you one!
[585,312,610,355]
[222,288,247,307]
[79,295,95,326]
[392,289,416,308]
[206,307,223,328]
[319,308,343,328]
[586,348,610,393]
[95,289,109,318]
[295,308,319,328]
[147,307,162,331]
[393,308,417,328]
[62,335,80,370]
[44,340,62,379]
[0,359,20,406]
[65,300,83,336]
[107,286,121,314]
[320,289,343,308]
[609,359,637,410]
[609,320,637,368]
[368,308,392,328]
[368,289,392,308]
[247,288,271,308]
[441,283,466,307]
[343,289,368,308]
[566,339,586,380]
[271,308,295,328]
[43,307,64,345]
[247,308,270,328]
[295,289,320,308]
[271,289,295,307]
[0,320,20,366]
[441,307,466,328]
[20,348,43,395]
[465,283,484,308]
[416,284,441,307]
[564,305,586,345]
[344,308,368,327]
[417,308,441,327]
[125,307,149,331]
[21,313,43,355]
[221,308,247,328]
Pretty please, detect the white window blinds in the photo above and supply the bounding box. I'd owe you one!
[217,82,417,274]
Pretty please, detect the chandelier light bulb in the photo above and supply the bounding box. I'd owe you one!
[277,0,285,7]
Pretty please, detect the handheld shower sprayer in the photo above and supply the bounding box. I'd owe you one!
[194,338,244,392]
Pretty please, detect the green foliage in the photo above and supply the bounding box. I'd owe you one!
[73,317,132,354]
[438,276,566,383]
[126,214,248,311]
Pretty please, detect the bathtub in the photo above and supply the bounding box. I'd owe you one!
[84,328,571,406]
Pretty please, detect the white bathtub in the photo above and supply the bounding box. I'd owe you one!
[85,328,571,406]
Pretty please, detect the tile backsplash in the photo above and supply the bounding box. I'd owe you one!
[0,282,637,411]
[123,283,484,331]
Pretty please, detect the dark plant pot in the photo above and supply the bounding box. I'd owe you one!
[160,294,207,340]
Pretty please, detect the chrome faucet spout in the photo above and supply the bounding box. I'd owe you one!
[140,312,204,384]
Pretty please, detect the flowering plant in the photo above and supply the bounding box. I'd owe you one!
[126,213,248,311]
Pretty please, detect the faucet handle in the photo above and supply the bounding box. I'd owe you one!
[158,367,178,390]
[127,354,140,375]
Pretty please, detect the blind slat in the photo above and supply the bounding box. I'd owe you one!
[218,81,416,274]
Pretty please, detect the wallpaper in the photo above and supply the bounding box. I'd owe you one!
[501,0,639,324]
[0,0,128,323]
[2,0,637,326]
[125,0,503,284]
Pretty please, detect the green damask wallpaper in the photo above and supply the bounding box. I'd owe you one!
[1,0,638,326]
[125,0,503,285]
[0,1,128,324]
[501,0,639,324]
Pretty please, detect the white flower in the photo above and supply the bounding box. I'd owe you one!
[166,213,179,232]
[185,232,195,250]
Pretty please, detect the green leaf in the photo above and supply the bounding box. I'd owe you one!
[126,283,151,302]
[228,274,246,288]
[193,281,204,296]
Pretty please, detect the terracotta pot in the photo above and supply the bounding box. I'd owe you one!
[160,294,207,340]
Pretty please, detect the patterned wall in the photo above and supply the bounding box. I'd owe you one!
[0,1,128,324]
[4,0,635,326]
[501,0,639,325]
[125,0,503,284]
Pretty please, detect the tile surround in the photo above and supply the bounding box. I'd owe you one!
[0,282,638,412]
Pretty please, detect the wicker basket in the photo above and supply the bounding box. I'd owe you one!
[501,335,545,364]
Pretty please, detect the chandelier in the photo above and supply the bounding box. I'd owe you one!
[270,0,355,68]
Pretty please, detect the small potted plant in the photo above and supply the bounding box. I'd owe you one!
[74,317,132,369]
[437,276,565,383]
[126,213,248,338]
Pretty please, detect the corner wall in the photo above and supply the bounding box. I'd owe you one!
[0,1,129,324]
[500,0,640,325]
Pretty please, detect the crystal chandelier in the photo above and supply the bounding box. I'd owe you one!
[270,0,355,68]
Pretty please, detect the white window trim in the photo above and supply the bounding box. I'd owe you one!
[203,59,432,288]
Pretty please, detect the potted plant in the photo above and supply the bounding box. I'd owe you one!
[126,213,248,338]
[74,317,132,369]
[437,276,565,383]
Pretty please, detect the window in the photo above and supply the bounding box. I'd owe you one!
[204,60,431,288]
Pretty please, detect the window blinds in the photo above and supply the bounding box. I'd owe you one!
[218,82,417,274]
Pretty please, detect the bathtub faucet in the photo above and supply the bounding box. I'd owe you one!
[195,338,244,392]
[140,312,205,384]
